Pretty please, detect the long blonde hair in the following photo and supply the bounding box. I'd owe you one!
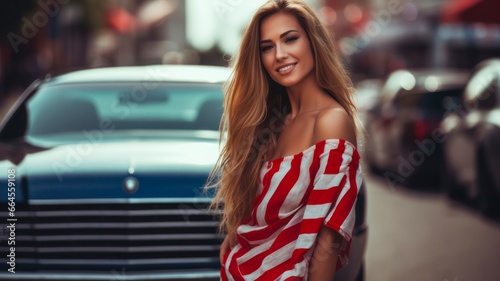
[207,0,357,242]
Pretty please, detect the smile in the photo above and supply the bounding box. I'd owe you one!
[277,63,296,73]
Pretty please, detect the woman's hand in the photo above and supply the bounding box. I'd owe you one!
[220,236,231,266]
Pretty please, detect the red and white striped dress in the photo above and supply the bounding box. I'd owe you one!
[221,138,362,281]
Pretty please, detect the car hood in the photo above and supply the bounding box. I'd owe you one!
[0,139,221,201]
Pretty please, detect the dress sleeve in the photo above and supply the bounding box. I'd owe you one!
[309,139,362,272]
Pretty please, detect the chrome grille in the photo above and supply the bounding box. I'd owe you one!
[0,198,222,273]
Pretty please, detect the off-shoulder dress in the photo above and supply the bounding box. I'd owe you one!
[221,138,362,281]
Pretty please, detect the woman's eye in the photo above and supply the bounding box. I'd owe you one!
[261,46,272,52]
[285,36,298,43]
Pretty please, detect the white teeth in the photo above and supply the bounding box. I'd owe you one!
[278,64,295,72]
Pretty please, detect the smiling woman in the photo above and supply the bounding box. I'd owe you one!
[206,0,362,280]
[259,13,315,88]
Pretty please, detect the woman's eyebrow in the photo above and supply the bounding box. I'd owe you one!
[260,30,298,44]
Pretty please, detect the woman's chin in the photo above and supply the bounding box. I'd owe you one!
[274,77,300,88]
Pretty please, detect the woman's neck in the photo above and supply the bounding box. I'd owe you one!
[285,73,334,119]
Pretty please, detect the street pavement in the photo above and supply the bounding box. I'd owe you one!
[364,171,500,281]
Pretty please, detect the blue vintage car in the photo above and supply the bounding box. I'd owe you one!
[0,65,367,280]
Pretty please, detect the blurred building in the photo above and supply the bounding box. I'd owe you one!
[0,0,186,101]
[437,0,500,68]
[1,0,500,105]
[321,0,500,81]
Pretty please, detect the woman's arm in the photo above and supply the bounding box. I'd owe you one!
[308,226,344,281]
[220,235,238,266]
[308,106,357,280]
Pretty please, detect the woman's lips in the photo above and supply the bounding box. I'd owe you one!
[277,63,296,75]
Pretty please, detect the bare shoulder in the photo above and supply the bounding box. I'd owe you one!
[312,107,357,147]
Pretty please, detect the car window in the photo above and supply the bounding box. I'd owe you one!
[25,82,223,138]
[417,89,463,113]
[393,89,463,115]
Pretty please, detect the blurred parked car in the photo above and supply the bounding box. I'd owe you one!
[365,69,469,188]
[440,59,500,218]
[0,65,367,281]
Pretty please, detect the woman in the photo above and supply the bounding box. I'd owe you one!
[208,0,362,280]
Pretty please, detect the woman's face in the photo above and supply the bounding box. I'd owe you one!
[259,12,315,88]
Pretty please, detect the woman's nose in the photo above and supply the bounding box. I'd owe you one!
[275,44,288,60]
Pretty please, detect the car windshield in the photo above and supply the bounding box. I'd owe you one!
[25,82,223,142]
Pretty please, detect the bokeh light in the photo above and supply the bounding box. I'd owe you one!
[344,4,363,24]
